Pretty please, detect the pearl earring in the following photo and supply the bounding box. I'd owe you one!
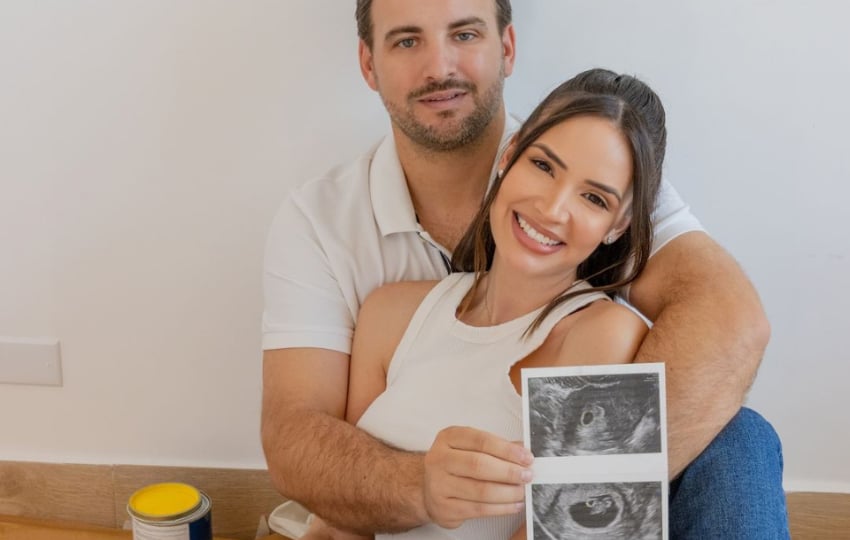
[605,234,616,245]
[497,169,504,179]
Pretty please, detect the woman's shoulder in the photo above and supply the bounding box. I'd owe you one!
[556,298,649,365]
[571,299,648,332]
[361,280,441,316]
[357,280,441,338]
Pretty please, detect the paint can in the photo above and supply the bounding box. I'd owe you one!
[127,482,213,540]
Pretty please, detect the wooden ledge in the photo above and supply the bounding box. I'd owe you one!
[0,515,292,540]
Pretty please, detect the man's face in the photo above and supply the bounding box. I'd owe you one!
[360,0,515,152]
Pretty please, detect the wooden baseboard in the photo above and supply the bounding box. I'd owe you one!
[2,461,848,539]
[0,461,285,540]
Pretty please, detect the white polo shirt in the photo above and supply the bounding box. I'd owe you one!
[262,117,702,354]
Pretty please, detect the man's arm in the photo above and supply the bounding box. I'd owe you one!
[261,347,427,533]
[262,337,532,532]
[261,190,428,532]
[628,231,770,478]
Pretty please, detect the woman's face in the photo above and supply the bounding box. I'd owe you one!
[489,115,633,286]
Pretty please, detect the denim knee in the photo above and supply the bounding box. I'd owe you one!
[668,407,789,539]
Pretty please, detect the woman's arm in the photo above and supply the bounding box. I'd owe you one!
[345,281,437,425]
[509,521,528,540]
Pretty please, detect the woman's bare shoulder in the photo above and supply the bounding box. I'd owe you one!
[557,299,649,365]
[360,280,440,320]
[355,280,441,353]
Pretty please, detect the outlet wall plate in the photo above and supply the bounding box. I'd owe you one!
[0,336,63,386]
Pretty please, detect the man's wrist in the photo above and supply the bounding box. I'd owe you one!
[404,452,430,525]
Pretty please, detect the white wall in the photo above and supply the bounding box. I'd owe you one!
[1,2,847,490]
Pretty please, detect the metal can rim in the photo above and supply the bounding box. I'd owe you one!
[128,483,209,524]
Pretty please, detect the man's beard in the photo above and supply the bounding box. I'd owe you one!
[380,69,504,153]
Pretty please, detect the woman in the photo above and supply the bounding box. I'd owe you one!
[305,68,666,539]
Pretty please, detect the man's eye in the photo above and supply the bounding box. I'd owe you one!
[456,31,476,42]
[532,159,553,175]
[585,193,608,209]
[397,38,416,48]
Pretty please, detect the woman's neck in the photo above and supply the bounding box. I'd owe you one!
[464,260,578,327]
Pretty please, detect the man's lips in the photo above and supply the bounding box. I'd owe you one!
[417,89,467,103]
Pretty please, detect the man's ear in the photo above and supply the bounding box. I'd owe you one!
[359,40,378,91]
[501,24,517,78]
[498,134,519,171]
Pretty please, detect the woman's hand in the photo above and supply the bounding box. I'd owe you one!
[509,520,528,540]
[423,425,533,528]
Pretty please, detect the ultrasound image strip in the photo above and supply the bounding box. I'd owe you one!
[532,482,663,540]
[522,363,668,539]
[527,373,662,457]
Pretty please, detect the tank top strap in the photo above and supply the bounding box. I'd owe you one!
[386,273,474,384]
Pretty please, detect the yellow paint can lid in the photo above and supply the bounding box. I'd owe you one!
[128,482,202,520]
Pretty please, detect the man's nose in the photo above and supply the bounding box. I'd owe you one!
[421,40,458,81]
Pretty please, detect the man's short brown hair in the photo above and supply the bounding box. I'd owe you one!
[355,0,512,49]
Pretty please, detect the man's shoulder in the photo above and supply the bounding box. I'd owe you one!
[290,139,383,209]
[270,138,390,239]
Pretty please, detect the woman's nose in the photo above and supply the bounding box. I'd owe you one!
[536,186,572,224]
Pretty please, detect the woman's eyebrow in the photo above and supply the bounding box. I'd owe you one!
[530,142,623,201]
[586,180,622,202]
[530,143,566,170]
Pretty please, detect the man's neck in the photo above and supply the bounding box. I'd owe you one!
[394,113,506,252]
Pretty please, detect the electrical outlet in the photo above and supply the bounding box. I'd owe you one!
[0,337,63,386]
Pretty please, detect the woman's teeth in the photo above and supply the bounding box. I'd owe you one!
[516,214,561,246]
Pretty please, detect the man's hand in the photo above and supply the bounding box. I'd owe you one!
[423,426,533,528]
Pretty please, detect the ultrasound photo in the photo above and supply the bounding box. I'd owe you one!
[531,481,663,539]
[527,372,662,456]
[522,364,668,539]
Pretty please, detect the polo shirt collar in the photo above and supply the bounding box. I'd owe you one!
[370,133,418,237]
[370,112,522,238]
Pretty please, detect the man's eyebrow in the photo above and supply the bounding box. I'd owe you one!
[448,16,488,31]
[384,25,422,43]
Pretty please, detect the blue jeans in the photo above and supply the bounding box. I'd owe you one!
[669,407,789,539]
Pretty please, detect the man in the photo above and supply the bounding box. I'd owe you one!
[261,0,788,537]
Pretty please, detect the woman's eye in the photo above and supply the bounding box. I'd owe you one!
[585,193,608,209]
[531,159,553,175]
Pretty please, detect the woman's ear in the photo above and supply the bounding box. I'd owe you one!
[604,210,632,245]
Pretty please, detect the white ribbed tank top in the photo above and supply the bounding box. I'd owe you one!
[357,272,610,539]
